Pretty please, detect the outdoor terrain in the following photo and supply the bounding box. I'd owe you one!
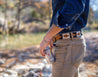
[0,0,98,77]
[0,32,98,77]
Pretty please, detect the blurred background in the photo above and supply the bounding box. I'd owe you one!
[0,0,98,77]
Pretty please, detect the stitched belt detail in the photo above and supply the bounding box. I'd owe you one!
[52,31,82,42]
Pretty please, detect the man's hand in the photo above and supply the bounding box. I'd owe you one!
[39,24,63,56]
[39,38,53,56]
[39,38,49,56]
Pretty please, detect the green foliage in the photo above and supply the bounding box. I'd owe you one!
[0,7,2,12]
[88,7,94,25]
[0,33,46,50]
[87,7,98,29]
[95,20,98,23]
[0,5,5,10]
[31,9,41,19]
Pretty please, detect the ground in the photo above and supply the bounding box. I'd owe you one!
[0,32,98,77]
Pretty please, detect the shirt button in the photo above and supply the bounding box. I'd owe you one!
[66,24,68,26]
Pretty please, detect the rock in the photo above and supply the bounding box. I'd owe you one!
[36,63,45,70]
[80,69,96,77]
[43,64,52,73]
[18,53,25,62]
[27,63,45,71]
[0,59,5,65]
[79,71,88,77]
[0,53,9,58]
[34,73,41,77]
[0,68,3,73]
[23,71,42,77]
[79,63,86,72]
[84,32,98,62]
[5,61,17,68]
[79,63,97,77]
[3,74,9,77]
[13,65,29,75]
[5,69,18,77]
[22,71,35,77]
[29,68,41,73]
[86,70,96,77]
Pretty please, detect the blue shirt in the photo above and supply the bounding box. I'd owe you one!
[50,0,90,34]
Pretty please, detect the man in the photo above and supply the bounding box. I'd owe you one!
[39,0,89,77]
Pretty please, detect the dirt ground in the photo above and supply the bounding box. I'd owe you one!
[0,32,98,77]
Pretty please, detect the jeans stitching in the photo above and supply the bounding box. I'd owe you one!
[60,47,69,77]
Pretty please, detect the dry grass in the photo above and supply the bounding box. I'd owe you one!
[0,33,46,50]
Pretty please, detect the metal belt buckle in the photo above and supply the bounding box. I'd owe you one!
[77,31,81,37]
[62,33,70,39]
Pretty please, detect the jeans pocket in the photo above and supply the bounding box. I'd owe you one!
[71,44,86,67]
[53,44,72,63]
[52,44,72,70]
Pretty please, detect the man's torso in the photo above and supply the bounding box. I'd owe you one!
[50,0,90,34]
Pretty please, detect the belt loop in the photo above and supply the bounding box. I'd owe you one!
[70,32,73,40]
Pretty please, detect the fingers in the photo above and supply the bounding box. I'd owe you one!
[39,38,52,56]
[39,45,45,56]
[39,40,48,56]
[50,39,53,50]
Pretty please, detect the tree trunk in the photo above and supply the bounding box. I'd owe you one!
[17,0,21,31]
[3,0,8,34]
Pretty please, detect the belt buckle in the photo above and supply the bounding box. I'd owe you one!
[77,31,81,37]
[62,33,70,39]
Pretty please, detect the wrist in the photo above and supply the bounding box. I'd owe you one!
[43,36,51,43]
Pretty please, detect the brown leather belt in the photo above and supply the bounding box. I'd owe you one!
[52,31,82,42]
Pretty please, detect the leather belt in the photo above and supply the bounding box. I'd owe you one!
[52,31,82,42]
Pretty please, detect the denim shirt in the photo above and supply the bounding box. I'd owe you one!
[50,0,90,34]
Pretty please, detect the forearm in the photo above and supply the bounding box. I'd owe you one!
[39,24,64,56]
[44,24,64,41]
